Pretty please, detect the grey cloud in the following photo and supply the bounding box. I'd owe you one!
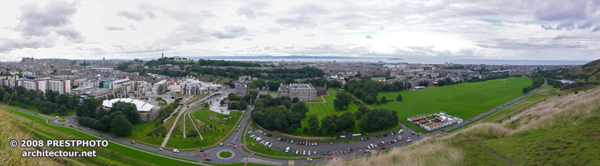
[283,46,295,49]
[365,35,373,39]
[578,19,594,29]
[290,4,329,15]
[593,26,600,32]
[237,7,256,19]
[104,26,125,31]
[533,0,588,22]
[276,15,316,27]
[541,22,575,30]
[553,34,567,40]
[117,10,145,21]
[3,0,83,52]
[129,24,137,30]
[243,38,253,41]
[379,26,384,30]
[212,26,248,39]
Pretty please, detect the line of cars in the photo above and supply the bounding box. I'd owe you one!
[277,138,318,146]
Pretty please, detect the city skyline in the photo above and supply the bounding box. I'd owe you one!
[1,0,599,62]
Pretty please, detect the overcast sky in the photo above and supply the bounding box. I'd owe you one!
[0,0,599,61]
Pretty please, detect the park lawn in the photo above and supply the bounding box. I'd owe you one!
[245,132,301,157]
[156,99,167,105]
[268,91,278,94]
[372,76,533,133]
[169,108,241,148]
[217,77,230,84]
[308,96,324,103]
[289,89,361,136]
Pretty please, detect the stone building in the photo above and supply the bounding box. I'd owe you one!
[277,83,317,101]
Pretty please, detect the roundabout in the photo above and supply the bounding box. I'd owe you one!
[216,150,235,159]
[56,119,68,123]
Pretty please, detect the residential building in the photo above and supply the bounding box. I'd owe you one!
[277,83,317,101]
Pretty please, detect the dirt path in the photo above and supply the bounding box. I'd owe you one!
[480,142,515,166]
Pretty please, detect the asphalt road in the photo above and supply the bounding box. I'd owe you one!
[3,80,547,165]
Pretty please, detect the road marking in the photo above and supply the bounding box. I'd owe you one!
[288,160,294,165]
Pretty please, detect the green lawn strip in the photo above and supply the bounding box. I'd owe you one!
[8,102,76,116]
[4,109,201,166]
[57,119,67,123]
[373,77,533,133]
[185,94,210,105]
[483,86,556,123]
[172,108,240,148]
[308,97,324,103]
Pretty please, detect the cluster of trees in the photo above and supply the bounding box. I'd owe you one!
[251,95,305,132]
[522,74,546,94]
[197,59,263,67]
[333,92,351,110]
[78,101,141,136]
[418,81,429,87]
[156,99,180,125]
[319,112,355,134]
[226,92,258,110]
[345,80,409,104]
[434,77,456,86]
[358,108,398,131]
[0,86,80,115]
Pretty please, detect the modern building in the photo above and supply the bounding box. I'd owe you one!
[277,83,317,101]
[48,79,71,94]
[101,98,159,122]
[179,77,221,95]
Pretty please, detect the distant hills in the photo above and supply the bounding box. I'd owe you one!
[569,58,600,82]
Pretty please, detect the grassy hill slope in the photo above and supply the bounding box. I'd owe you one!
[327,85,600,165]
[569,58,600,82]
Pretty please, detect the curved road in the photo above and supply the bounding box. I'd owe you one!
[4,80,546,165]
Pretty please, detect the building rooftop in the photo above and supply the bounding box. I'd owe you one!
[102,98,155,112]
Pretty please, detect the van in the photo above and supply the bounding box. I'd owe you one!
[285,147,290,153]
[173,149,179,153]
[256,137,262,142]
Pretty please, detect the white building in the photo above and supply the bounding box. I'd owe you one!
[49,79,71,94]
[101,98,159,122]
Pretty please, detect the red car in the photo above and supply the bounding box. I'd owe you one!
[62,124,65,126]
[380,146,385,149]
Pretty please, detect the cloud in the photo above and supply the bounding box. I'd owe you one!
[0,0,83,52]
[365,35,373,39]
[304,34,315,37]
[211,26,248,39]
[593,26,600,32]
[237,7,256,19]
[276,15,316,27]
[104,26,125,31]
[117,10,145,21]
[243,38,253,41]
[553,34,567,40]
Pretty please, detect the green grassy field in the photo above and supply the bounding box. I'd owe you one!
[308,96,324,103]
[165,108,241,148]
[2,108,199,166]
[185,93,209,105]
[373,76,533,133]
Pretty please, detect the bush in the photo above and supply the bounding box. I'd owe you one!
[147,126,167,137]
[187,129,199,137]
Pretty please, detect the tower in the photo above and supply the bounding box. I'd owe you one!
[162,52,164,58]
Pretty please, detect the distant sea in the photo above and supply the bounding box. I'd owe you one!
[201,57,588,65]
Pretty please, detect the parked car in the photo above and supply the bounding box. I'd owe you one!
[381,146,385,149]
[306,158,313,162]
[131,141,136,144]
[204,158,211,161]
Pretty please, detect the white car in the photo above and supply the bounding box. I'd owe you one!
[173,149,179,153]
[308,151,311,155]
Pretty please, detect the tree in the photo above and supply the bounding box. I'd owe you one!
[38,101,54,114]
[291,102,308,118]
[281,100,292,110]
[110,101,140,124]
[396,94,403,101]
[228,101,238,110]
[111,114,133,136]
[381,96,387,104]
[57,105,69,115]
[238,100,248,110]
[68,95,80,109]
[249,90,259,98]
[307,114,319,133]
[55,94,69,107]
[267,80,280,91]
[220,100,225,106]
[243,94,254,103]
[321,115,337,133]
[227,93,241,101]
[250,79,266,89]
[354,111,362,119]
[334,92,351,110]
[32,98,41,106]
[292,97,299,103]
